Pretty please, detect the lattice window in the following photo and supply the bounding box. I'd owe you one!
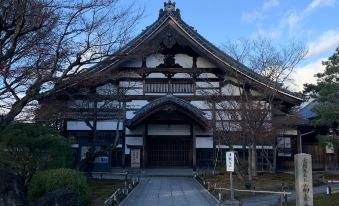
[145,82,194,93]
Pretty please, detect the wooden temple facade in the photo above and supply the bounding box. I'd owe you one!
[49,2,303,171]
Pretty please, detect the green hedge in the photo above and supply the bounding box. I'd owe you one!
[28,168,90,204]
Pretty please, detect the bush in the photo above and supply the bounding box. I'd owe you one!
[28,168,90,204]
[0,123,75,185]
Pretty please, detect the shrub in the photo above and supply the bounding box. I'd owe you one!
[28,168,90,204]
[0,123,75,185]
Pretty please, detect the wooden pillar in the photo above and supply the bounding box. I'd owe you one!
[121,102,126,168]
[142,123,147,168]
[212,102,217,163]
[192,123,197,170]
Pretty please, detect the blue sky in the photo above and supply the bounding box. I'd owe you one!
[124,0,339,91]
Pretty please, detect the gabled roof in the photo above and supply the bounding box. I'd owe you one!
[296,100,319,125]
[66,1,302,104]
[126,95,209,129]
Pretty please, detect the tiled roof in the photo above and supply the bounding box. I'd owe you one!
[74,2,303,103]
[296,100,318,125]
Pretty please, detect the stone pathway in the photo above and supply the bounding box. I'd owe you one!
[120,177,219,206]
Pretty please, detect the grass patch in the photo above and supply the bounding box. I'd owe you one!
[199,172,323,199]
[286,192,339,206]
[88,179,124,206]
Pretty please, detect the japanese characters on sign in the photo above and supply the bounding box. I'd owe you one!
[295,153,313,206]
[226,151,235,172]
[131,149,140,168]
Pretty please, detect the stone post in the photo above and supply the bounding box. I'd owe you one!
[295,153,313,206]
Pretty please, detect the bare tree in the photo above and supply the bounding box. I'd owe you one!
[202,37,306,181]
[0,0,142,128]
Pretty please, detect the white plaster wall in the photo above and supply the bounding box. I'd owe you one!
[67,121,92,130]
[216,145,273,149]
[97,100,119,109]
[221,84,242,96]
[173,93,193,96]
[125,124,144,135]
[196,137,213,148]
[175,54,193,68]
[125,89,143,95]
[190,101,209,109]
[148,124,190,136]
[67,120,123,130]
[97,120,123,130]
[198,73,218,78]
[197,57,217,68]
[196,89,219,96]
[172,73,191,78]
[196,82,219,88]
[146,54,164,68]
[146,73,166,78]
[278,129,298,135]
[250,89,262,96]
[216,121,241,131]
[126,100,148,109]
[216,101,239,109]
[119,81,143,88]
[121,58,142,67]
[215,111,231,121]
[96,83,117,95]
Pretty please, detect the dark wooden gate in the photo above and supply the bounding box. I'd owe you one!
[147,136,192,167]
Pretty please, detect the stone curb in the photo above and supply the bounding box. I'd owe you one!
[193,177,225,205]
[118,179,145,206]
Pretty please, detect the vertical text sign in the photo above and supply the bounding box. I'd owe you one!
[295,153,313,206]
[226,151,235,172]
[131,149,141,168]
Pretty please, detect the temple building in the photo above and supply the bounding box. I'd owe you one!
[44,2,302,171]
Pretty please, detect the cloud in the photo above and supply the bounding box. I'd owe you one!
[282,0,336,29]
[251,27,282,39]
[306,0,335,12]
[289,58,326,91]
[241,0,279,23]
[307,30,339,57]
[282,11,303,29]
[241,11,262,22]
[263,0,279,10]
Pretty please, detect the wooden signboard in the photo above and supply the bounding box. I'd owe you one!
[131,149,141,168]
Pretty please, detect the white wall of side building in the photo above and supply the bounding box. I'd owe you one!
[67,120,123,131]
[196,137,213,148]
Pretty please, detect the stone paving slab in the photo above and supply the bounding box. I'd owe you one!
[120,177,220,206]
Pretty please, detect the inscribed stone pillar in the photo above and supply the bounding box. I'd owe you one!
[295,153,313,206]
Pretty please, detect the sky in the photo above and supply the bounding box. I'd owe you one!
[123,0,339,91]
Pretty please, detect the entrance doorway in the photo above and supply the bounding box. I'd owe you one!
[147,136,192,167]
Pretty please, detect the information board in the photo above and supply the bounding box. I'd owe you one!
[226,151,235,172]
